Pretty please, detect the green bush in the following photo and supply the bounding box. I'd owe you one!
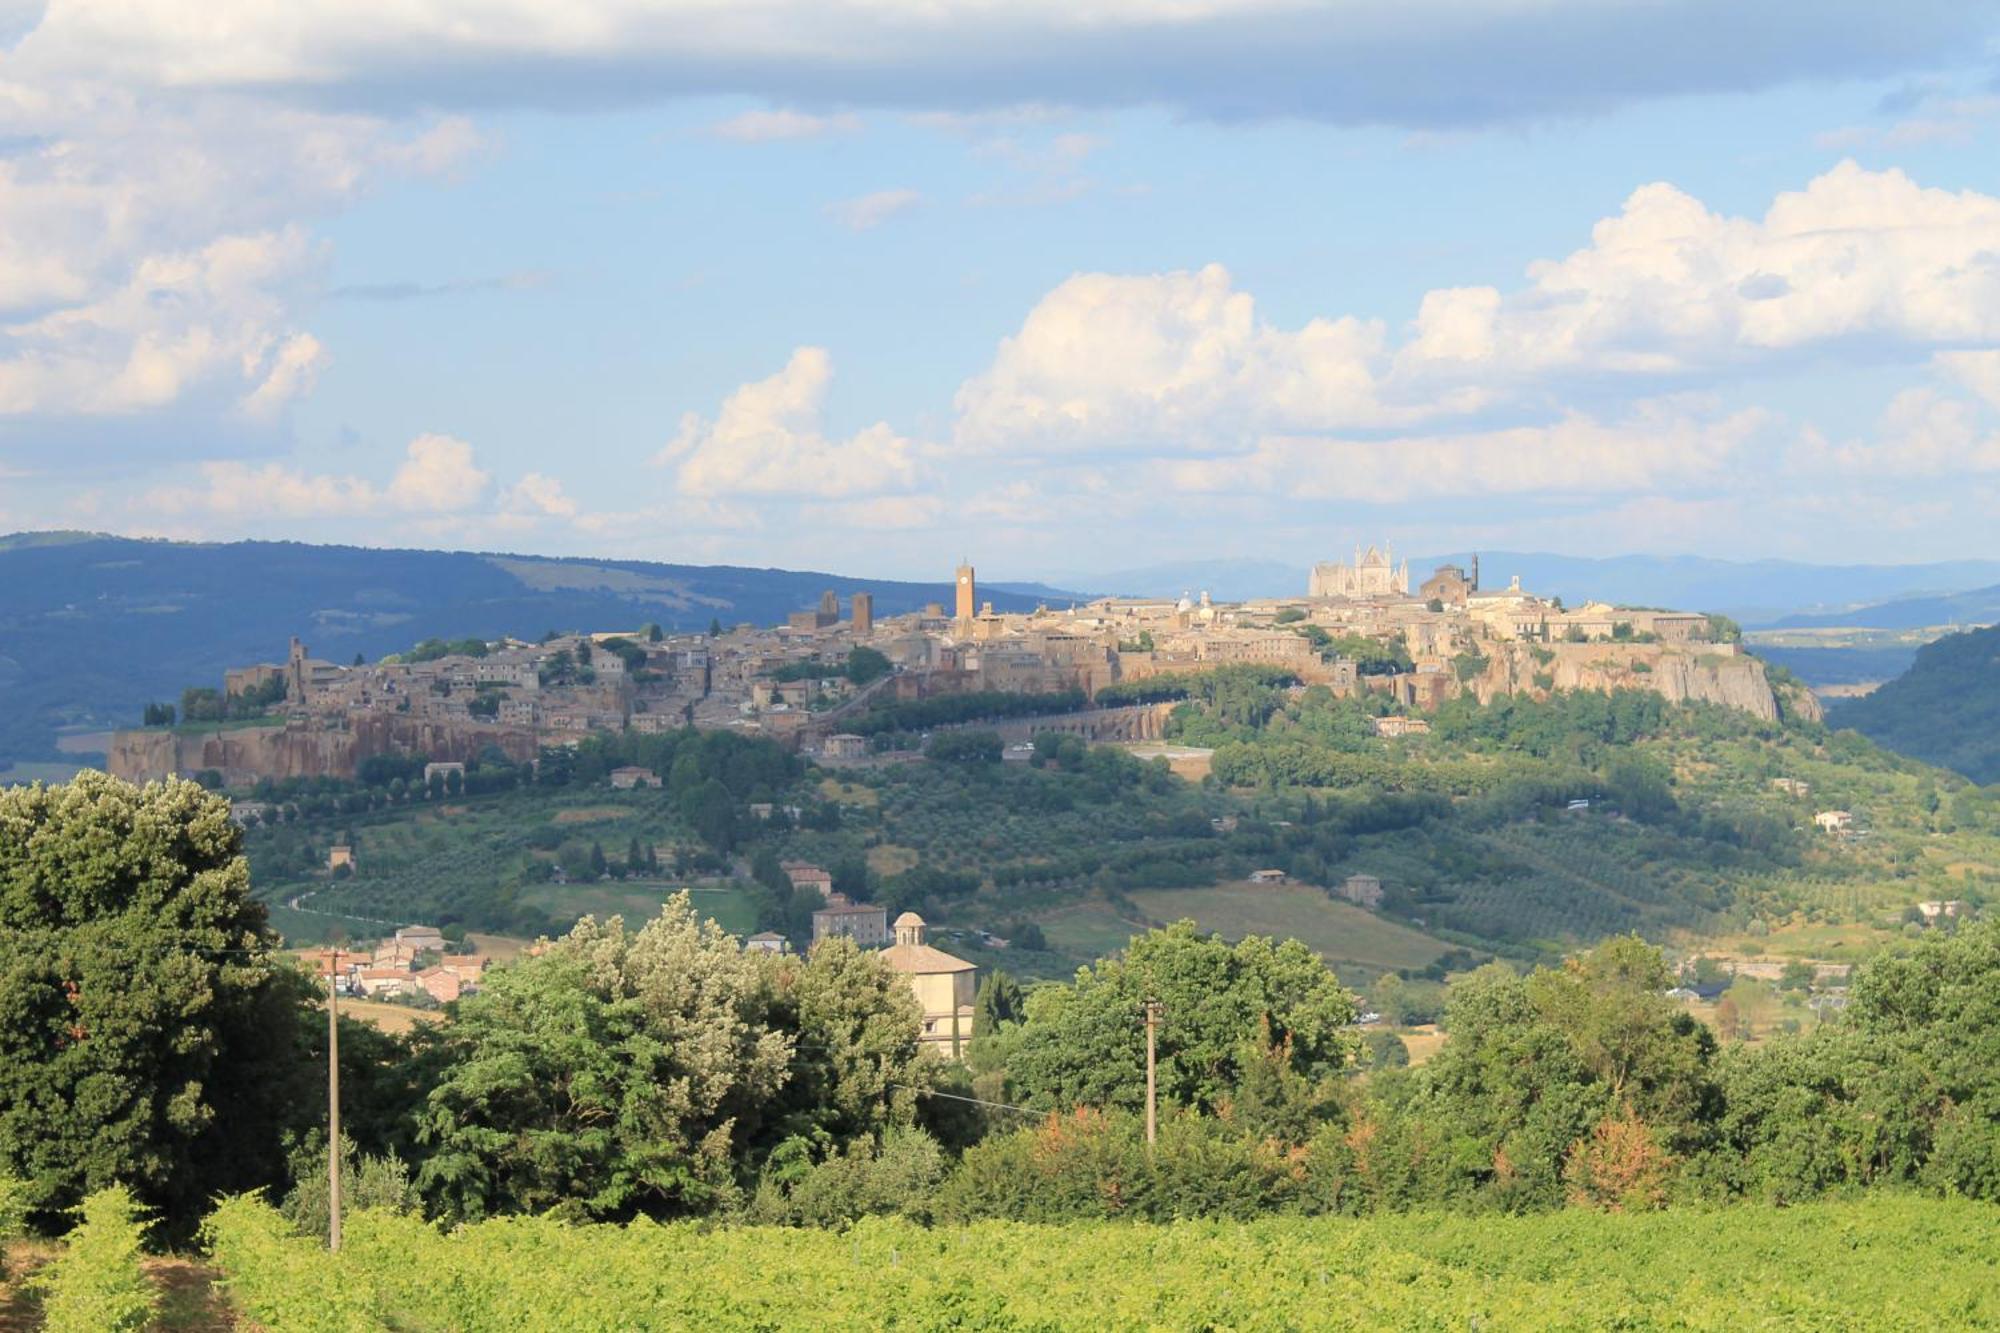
[0,1172,26,1282]
[33,1185,155,1333]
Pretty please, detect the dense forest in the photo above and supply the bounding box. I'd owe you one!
[1837,622,2000,783]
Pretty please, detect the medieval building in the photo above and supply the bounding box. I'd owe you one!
[1310,544,1410,599]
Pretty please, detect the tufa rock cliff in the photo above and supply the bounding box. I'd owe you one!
[107,714,541,784]
[1470,641,1821,724]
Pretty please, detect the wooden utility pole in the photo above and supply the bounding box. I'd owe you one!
[326,947,342,1253]
[1144,999,1162,1148]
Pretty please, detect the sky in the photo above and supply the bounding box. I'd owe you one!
[1,1,1999,581]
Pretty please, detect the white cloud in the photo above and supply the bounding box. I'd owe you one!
[954,263,1445,454]
[1790,388,2000,477]
[503,471,580,518]
[956,165,2000,487]
[0,228,324,416]
[1398,162,2000,385]
[149,433,495,517]
[825,188,923,231]
[658,347,923,498]
[9,2,1989,128]
[709,109,861,142]
[1936,350,2000,411]
[1166,401,1770,503]
[386,433,490,512]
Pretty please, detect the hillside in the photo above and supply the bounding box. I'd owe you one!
[1835,622,2000,783]
[0,533,1049,767]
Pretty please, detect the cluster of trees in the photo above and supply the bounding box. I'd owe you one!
[11,773,1998,1252]
[767,645,893,686]
[155,674,291,726]
[399,637,491,662]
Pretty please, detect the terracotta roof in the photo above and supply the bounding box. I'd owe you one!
[815,900,885,916]
[879,942,976,975]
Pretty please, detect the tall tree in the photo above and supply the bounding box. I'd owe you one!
[1007,921,1357,1113]
[0,773,318,1237]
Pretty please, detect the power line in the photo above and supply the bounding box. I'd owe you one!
[887,1082,1044,1118]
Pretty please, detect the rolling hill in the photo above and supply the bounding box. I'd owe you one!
[1834,622,2000,783]
[0,532,1050,767]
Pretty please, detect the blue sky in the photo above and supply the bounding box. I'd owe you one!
[1,2,1998,579]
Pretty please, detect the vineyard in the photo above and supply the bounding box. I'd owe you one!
[200,1194,2000,1331]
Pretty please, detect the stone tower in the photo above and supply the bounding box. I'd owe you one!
[851,591,873,637]
[955,562,976,624]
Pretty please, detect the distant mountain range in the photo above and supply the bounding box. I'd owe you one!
[0,533,1050,767]
[1767,583,2000,631]
[1835,623,2000,784]
[1061,552,2000,625]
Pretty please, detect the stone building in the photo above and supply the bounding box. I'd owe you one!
[811,891,887,946]
[850,591,873,637]
[880,912,977,1059]
[1310,544,1410,599]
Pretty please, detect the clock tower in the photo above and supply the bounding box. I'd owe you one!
[954,562,976,624]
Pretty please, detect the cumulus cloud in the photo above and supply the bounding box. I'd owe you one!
[825,188,923,230]
[657,347,923,498]
[502,471,580,518]
[0,228,325,417]
[10,1,1990,128]
[150,433,494,517]
[1397,162,2000,385]
[386,433,490,512]
[956,165,2000,490]
[954,263,1457,454]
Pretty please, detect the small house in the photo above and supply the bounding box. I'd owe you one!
[609,765,662,790]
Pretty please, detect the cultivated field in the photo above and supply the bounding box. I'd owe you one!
[204,1195,2000,1331]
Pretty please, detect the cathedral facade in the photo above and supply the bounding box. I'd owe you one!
[1309,544,1410,599]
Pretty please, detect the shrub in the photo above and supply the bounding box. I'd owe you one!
[0,1172,26,1282]
[279,1136,419,1243]
[33,1186,155,1333]
[746,1128,946,1227]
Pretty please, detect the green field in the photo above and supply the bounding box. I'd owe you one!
[1129,883,1452,980]
[205,1194,2000,1331]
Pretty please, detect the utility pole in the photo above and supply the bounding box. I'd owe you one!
[1143,999,1162,1149]
[325,947,342,1253]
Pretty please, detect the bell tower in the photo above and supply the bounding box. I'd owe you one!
[954,561,976,624]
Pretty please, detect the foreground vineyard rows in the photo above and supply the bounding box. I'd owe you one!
[207,1195,1999,1331]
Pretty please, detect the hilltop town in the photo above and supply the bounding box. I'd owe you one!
[109,544,1813,785]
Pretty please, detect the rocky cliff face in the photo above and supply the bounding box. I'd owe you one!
[1471,642,1820,724]
[107,715,541,783]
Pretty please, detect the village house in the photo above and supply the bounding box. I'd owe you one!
[880,913,977,1059]
[1814,810,1853,833]
[811,891,888,945]
[783,861,835,895]
[744,931,790,954]
[326,844,355,872]
[1373,715,1432,738]
[417,967,463,1004]
[1248,868,1288,885]
[821,733,869,761]
[608,765,662,790]
[1340,874,1385,908]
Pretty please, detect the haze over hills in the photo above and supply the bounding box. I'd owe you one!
[1065,553,2000,625]
[0,532,1049,767]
